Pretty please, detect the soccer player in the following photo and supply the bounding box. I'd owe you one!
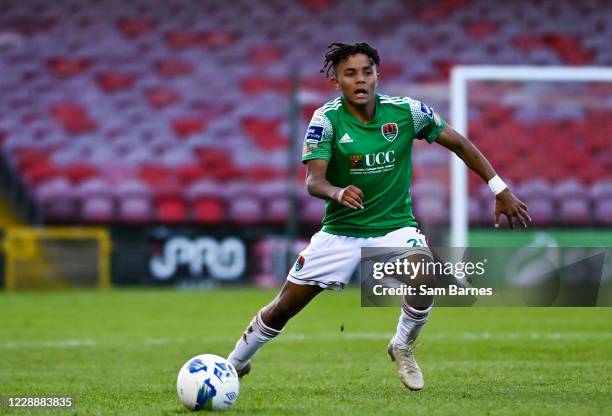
[227,42,530,390]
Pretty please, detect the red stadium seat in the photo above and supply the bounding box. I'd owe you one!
[156,198,188,223]
[46,57,91,77]
[464,20,498,40]
[199,31,237,48]
[50,102,98,134]
[25,162,62,185]
[145,87,181,109]
[140,164,173,185]
[95,72,135,92]
[249,46,282,66]
[171,116,206,137]
[192,198,224,223]
[65,163,98,183]
[116,18,155,38]
[164,31,200,49]
[177,164,206,184]
[155,58,193,77]
[241,117,287,150]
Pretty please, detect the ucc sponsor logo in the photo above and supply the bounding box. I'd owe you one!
[350,151,395,174]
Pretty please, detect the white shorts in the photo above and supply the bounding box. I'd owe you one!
[287,227,433,290]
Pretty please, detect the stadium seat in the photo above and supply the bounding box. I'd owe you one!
[301,198,325,225]
[118,197,152,223]
[552,179,588,201]
[266,199,289,223]
[24,161,62,186]
[145,87,181,109]
[414,197,447,225]
[192,198,224,223]
[65,163,98,183]
[46,57,91,77]
[116,18,155,38]
[523,198,555,225]
[469,197,484,225]
[594,199,612,224]
[228,196,263,224]
[558,199,591,224]
[516,180,552,201]
[1,0,609,226]
[95,72,136,92]
[589,180,612,201]
[156,197,188,223]
[51,102,98,134]
[81,196,115,222]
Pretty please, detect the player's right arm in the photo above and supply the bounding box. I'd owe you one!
[305,159,364,210]
[302,107,363,210]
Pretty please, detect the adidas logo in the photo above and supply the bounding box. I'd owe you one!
[339,133,353,143]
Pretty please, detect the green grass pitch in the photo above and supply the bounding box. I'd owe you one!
[1,288,610,415]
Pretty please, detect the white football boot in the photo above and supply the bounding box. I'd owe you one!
[387,341,424,390]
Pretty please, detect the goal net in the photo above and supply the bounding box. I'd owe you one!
[3,227,111,290]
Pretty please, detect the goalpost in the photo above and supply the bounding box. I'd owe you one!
[3,227,112,291]
[449,65,612,247]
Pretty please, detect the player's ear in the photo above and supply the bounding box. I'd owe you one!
[331,76,340,90]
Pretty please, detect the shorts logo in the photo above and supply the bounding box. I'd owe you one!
[295,255,305,271]
[381,123,398,141]
[304,125,323,143]
[350,154,364,168]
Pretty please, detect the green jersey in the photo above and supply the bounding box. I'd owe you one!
[302,93,446,237]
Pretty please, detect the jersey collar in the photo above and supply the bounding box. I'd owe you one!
[340,94,381,126]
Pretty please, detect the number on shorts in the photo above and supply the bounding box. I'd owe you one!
[407,238,425,247]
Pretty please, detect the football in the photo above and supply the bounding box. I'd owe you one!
[176,354,240,411]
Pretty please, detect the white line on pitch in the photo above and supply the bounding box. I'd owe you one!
[0,339,97,349]
[1,332,611,350]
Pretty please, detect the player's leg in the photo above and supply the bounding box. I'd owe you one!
[388,252,435,390]
[227,281,322,376]
[392,251,435,347]
[227,231,359,377]
[260,280,324,329]
[373,227,435,390]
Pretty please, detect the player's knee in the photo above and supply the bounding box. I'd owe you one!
[403,253,436,308]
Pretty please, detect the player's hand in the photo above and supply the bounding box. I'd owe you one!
[334,185,364,210]
[494,189,531,229]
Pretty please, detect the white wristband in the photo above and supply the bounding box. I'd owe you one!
[488,175,507,195]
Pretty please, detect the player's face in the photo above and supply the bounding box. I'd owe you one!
[333,53,378,107]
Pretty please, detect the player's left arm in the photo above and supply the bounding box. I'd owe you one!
[435,125,531,229]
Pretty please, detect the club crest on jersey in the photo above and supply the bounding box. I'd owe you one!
[381,123,398,141]
[295,255,305,271]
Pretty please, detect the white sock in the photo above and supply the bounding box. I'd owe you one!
[227,310,282,370]
[392,301,432,349]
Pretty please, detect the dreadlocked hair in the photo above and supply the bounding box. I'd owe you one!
[321,42,381,78]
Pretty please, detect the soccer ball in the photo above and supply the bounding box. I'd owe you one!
[176,354,240,411]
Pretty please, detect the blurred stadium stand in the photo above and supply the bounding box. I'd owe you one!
[0,0,610,226]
